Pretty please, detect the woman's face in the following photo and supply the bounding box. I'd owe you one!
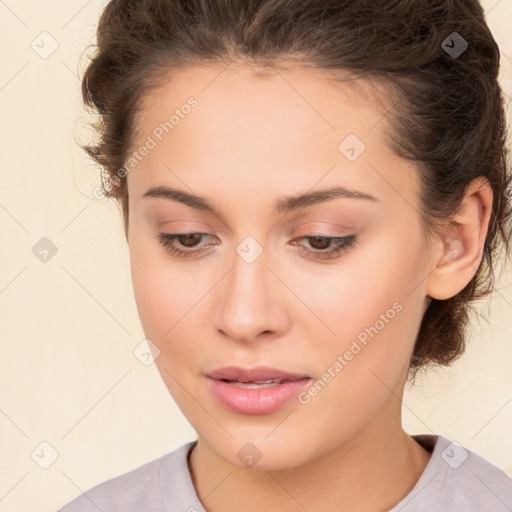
[127,64,435,469]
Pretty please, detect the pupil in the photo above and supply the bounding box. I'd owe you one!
[310,237,330,250]
[180,234,200,247]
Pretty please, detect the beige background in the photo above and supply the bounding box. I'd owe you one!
[0,1,511,511]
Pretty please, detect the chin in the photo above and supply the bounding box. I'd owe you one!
[204,434,317,472]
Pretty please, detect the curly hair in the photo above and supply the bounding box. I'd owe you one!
[79,0,512,383]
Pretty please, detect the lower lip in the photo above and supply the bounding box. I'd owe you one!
[206,376,312,415]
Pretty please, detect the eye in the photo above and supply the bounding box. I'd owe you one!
[158,231,216,258]
[291,234,359,260]
[158,231,359,260]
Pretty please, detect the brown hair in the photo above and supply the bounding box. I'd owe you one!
[80,0,512,383]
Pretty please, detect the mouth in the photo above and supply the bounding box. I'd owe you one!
[205,365,310,384]
[204,366,312,414]
[217,378,305,389]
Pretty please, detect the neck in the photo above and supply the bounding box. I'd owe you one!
[187,408,432,512]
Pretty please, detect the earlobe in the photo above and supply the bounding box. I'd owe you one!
[425,177,493,301]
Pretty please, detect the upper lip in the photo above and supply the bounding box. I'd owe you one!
[205,366,310,383]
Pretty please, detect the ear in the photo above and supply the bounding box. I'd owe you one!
[425,177,493,301]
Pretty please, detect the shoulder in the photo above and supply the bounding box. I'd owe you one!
[393,434,512,511]
[57,441,197,512]
[440,436,512,510]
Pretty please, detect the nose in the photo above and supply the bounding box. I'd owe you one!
[213,246,290,343]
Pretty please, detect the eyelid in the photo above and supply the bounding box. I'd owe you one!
[159,220,213,231]
[158,230,359,261]
[295,222,353,237]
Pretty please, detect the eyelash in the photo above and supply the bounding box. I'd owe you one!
[158,231,359,260]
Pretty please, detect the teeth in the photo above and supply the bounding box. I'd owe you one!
[228,381,282,389]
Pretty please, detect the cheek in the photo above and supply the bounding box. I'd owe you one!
[130,247,166,332]
[128,232,216,375]
[129,233,190,339]
[294,242,426,444]
[309,228,427,377]
[299,242,413,338]
[128,240,210,416]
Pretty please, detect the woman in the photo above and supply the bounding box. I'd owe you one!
[59,0,512,510]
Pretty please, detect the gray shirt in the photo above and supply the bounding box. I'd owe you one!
[58,433,512,511]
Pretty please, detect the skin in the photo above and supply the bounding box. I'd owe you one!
[125,63,493,512]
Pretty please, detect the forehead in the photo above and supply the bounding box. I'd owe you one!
[127,63,418,210]
[134,62,393,148]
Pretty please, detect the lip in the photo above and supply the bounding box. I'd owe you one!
[206,376,312,415]
[204,366,312,415]
[205,365,310,383]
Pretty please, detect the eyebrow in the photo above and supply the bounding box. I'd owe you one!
[143,184,378,214]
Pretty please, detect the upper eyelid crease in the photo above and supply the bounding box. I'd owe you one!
[142,185,379,216]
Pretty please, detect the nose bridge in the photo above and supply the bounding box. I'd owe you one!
[214,237,286,341]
